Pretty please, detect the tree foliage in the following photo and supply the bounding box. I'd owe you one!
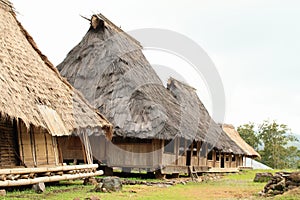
[237,123,260,151]
[238,120,299,169]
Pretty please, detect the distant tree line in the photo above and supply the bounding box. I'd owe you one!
[237,120,300,169]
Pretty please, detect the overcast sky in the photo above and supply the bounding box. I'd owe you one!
[13,0,300,135]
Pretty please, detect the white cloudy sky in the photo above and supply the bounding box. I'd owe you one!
[13,0,300,134]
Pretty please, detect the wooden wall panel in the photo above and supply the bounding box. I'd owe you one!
[152,139,162,167]
[199,157,206,166]
[191,156,198,166]
[106,142,155,168]
[177,156,186,166]
[57,137,84,161]
[20,125,34,167]
[45,132,57,165]
[207,160,214,168]
[162,153,176,165]
[33,127,47,166]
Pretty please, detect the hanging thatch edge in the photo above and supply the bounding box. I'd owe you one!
[5,7,113,139]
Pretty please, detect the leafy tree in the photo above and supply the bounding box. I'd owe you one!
[284,146,300,169]
[238,120,300,169]
[258,120,297,169]
[237,123,260,151]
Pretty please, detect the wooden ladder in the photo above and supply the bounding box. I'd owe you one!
[188,166,198,180]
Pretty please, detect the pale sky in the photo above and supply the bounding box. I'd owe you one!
[13,0,300,134]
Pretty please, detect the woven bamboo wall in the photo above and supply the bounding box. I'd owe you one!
[0,118,18,168]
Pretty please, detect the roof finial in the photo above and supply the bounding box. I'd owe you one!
[80,15,91,22]
[91,15,104,30]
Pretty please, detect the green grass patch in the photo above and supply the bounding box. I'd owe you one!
[1,169,299,200]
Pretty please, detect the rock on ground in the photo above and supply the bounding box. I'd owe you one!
[94,176,122,192]
[32,182,45,193]
[254,172,273,182]
[0,189,6,196]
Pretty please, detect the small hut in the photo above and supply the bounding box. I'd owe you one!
[58,14,246,175]
[222,124,261,168]
[0,1,112,186]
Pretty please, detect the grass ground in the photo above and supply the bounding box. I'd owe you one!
[1,169,299,200]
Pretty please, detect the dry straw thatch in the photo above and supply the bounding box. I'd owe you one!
[167,78,245,154]
[222,124,261,158]
[0,1,112,137]
[58,14,181,140]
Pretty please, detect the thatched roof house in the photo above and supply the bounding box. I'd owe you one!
[167,78,245,155]
[222,124,260,158]
[58,14,180,140]
[0,0,112,186]
[0,1,112,136]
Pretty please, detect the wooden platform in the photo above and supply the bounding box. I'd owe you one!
[0,164,102,187]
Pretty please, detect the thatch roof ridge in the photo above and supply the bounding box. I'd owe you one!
[0,1,113,137]
[222,124,261,158]
[58,13,181,140]
[167,78,245,154]
[0,0,12,9]
[222,123,234,129]
[168,77,197,92]
[94,13,141,47]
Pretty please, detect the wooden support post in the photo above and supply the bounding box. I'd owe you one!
[81,139,87,164]
[175,138,179,165]
[205,143,208,166]
[44,131,49,165]
[197,141,201,166]
[52,137,59,165]
[30,126,37,167]
[17,120,24,165]
[160,140,164,165]
[184,139,187,156]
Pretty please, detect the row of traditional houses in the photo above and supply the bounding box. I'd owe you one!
[57,14,260,176]
[0,0,259,186]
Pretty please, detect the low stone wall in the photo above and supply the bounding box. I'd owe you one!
[259,171,300,197]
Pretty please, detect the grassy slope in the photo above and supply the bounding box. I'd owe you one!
[1,169,299,200]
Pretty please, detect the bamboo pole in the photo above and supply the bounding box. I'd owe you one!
[0,164,99,175]
[0,170,103,187]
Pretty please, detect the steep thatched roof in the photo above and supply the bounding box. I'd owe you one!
[58,14,180,139]
[0,1,112,137]
[167,78,245,154]
[222,124,261,158]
